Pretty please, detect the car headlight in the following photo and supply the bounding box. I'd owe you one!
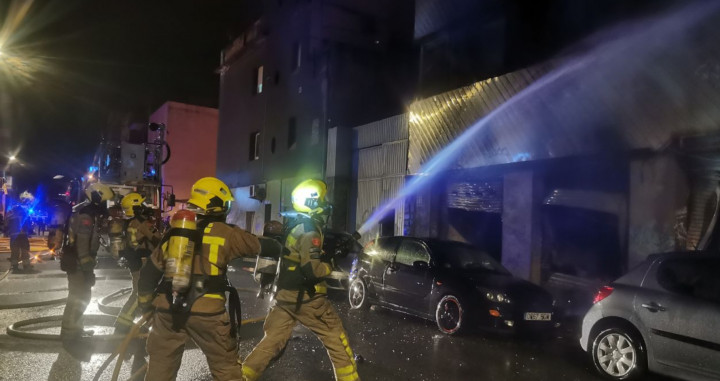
[484,291,511,304]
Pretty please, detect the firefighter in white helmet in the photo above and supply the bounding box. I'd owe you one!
[60,182,115,361]
[138,177,260,381]
[243,179,361,381]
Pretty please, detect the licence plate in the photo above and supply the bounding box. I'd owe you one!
[524,312,552,321]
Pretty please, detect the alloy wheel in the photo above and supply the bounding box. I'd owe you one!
[348,279,367,309]
[436,295,463,334]
[596,332,636,377]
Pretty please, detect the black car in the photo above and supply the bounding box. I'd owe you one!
[348,237,556,335]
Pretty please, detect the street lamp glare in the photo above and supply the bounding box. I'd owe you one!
[9,155,16,161]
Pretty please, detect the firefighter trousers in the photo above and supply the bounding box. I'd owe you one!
[115,269,141,332]
[242,297,360,381]
[145,310,243,381]
[61,270,93,338]
[10,233,30,268]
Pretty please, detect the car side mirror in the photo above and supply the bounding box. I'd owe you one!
[167,193,176,207]
[413,261,429,269]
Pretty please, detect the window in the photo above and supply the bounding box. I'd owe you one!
[657,258,720,304]
[395,240,430,267]
[365,237,398,263]
[292,42,302,71]
[249,132,261,161]
[253,65,264,94]
[288,117,297,149]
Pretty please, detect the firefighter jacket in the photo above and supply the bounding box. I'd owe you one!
[138,221,261,314]
[126,218,161,251]
[6,209,30,237]
[62,206,101,272]
[275,217,332,305]
[108,219,124,237]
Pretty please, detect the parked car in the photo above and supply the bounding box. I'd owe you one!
[580,252,720,381]
[348,236,556,335]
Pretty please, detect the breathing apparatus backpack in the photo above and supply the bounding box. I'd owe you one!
[163,210,197,293]
[156,211,242,337]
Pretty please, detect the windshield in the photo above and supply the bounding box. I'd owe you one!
[428,242,510,275]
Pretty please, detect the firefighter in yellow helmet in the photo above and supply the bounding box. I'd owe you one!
[243,179,361,381]
[60,182,115,361]
[114,192,162,334]
[137,177,261,381]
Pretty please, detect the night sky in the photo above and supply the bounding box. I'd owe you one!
[1,0,257,192]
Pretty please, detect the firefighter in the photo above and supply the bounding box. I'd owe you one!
[6,205,32,273]
[242,179,360,381]
[59,182,115,360]
[137,177,261,381]
[114,192,162,334]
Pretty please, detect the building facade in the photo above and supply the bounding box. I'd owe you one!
[216,0,415,234]
[349,0,720,285]
[149,101,219,212]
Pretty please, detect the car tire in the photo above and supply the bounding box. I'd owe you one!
[348,278,370,310]
[435,295,464,335]
[591,327,647,380]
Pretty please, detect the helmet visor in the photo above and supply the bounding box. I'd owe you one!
[304,198,319,210]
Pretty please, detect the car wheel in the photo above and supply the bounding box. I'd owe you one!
[591,328,647,380]
[348,278,370,310]
[435,295,464,335]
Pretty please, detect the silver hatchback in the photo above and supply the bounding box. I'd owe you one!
[579,253,720,380]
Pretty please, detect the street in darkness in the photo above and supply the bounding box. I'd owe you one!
[0,247,606,381]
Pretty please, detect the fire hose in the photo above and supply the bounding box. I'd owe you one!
[92,311,268,381]
[92,287,267,381]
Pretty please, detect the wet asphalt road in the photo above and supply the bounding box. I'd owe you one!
[0,249,646,381]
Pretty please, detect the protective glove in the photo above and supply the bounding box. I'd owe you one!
[83,271,96,287]
[79,256,97,272]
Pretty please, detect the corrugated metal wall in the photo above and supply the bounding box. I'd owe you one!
[356,114,409,149]
[354,115,409,241]
[408,50,720,175]
[407,66,549,174]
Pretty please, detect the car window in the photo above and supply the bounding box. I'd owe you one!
[429,242,510,275]
[656,257,720,304]
[395,240,430,267]
[364,238,396,263]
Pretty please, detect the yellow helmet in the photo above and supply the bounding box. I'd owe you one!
[121,192,145,217]
[187,177,234,215]
[291,179,327,214]
[85,183,115,205]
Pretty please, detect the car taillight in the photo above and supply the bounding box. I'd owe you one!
[593,286,614,304]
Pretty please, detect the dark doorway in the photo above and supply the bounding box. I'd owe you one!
[379,209,395,237]
[245,211,255,232]
[446,208,503,262]
[265,204,272,223]
[541,207,621,282]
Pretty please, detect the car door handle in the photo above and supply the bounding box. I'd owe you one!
[641,302,666,312]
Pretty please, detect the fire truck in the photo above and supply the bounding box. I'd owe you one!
[48,123,175,257]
